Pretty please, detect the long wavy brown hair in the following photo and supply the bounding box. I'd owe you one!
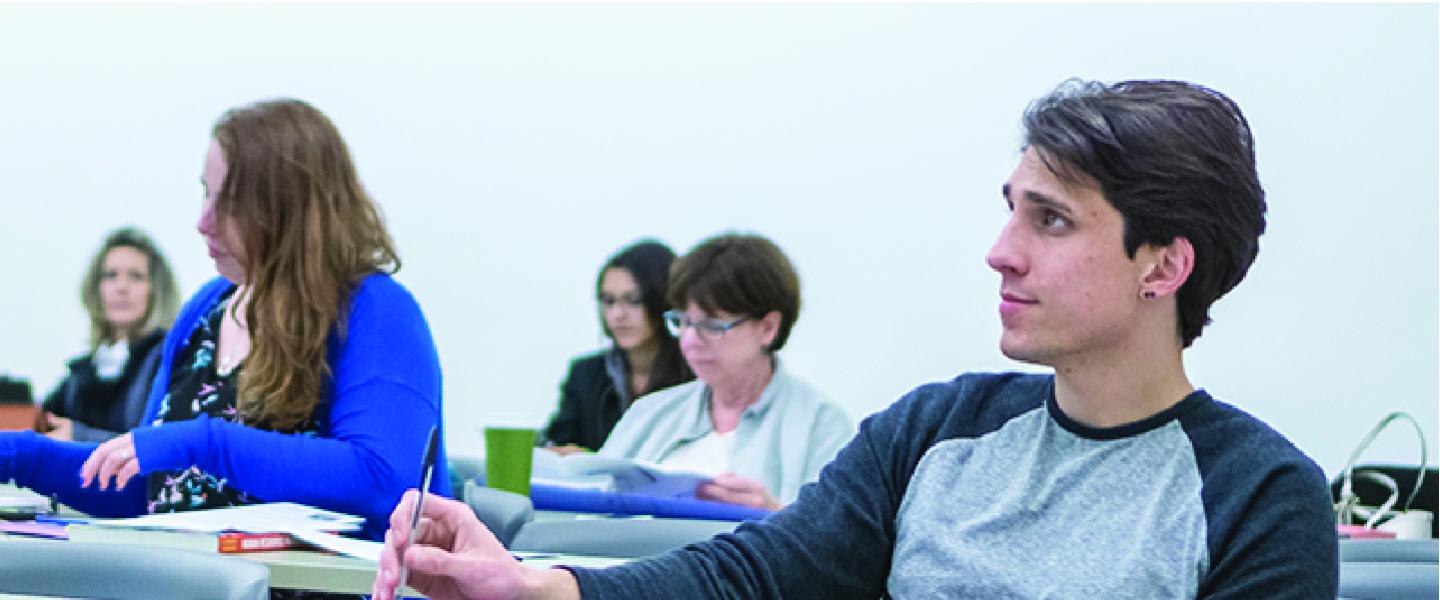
[212,99,399,431]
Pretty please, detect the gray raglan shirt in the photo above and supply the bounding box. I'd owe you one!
[570,372,1338,599]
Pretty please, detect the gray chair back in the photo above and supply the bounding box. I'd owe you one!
[463,480,534,547]
[0,539,269,600]
[449,455,485,499]
[1341,539,1439,563]
[510,516,739,558]
[1339,539,1438,600]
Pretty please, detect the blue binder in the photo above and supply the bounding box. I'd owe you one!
[527,482,772,522]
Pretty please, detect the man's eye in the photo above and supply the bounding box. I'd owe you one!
[1041,211,1070,230]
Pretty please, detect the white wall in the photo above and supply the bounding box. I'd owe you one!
[0,3,1434,479]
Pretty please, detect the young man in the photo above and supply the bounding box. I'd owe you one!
[373,79,1338,600]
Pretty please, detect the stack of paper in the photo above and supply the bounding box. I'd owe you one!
[93,502,364,533]
[532,450,715,498]
[71,502,385,560]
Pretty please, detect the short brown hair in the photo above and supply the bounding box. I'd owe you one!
[1022,79,1265,347]
[667,233,801,352]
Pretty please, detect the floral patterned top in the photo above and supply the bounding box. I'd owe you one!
[145,288,319,513]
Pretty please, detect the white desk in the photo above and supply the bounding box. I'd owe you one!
[0,533,627,596]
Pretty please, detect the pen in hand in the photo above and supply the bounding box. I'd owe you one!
[396,425,441,590]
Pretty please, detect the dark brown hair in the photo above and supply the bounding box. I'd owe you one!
[598,240,692,393]
[81,226,180,347]
[212,98,399,430]
[1022,79,1266,347]
[667,233,801,352]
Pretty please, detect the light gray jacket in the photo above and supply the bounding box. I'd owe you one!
[598,363,853,504]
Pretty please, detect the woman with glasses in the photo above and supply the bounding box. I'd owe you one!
[597,233,853,510]
[34,227,180,442]
[540,240,694,454]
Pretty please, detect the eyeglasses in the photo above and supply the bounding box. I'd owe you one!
[663,309,749,342]
[598,293,644,309]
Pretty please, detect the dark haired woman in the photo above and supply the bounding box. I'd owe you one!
[541,240,694,454]
[36,226,180,442]
[0,98,447,541]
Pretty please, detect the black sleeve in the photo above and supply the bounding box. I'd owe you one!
[542,358,597,449]
[1184,402,1341,600]
[40,379,67,415]
[1197,458,1339,599]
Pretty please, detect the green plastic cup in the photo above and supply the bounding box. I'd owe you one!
[484,426,538,496]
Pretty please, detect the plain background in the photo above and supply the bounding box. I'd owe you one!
[0,3,1435,481]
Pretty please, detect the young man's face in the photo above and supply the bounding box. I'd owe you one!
[985,148,1152,367]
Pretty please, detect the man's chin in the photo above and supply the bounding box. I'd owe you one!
[999,339,1053,367]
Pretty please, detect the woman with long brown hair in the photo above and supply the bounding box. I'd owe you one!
[0,99,448,540]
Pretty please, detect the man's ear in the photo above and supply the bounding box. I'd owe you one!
[1139,236,1195,298]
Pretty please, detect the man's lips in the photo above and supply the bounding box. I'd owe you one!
[999,292,1037,318]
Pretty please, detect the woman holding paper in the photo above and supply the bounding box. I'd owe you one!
[598,233,853,510]
[0,99,448,540]
[540,240,694,454]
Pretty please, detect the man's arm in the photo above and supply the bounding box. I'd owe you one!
[569,388,936,599]
[1198,455,1339,598]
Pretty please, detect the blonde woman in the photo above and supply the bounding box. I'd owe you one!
[36,227,179,442]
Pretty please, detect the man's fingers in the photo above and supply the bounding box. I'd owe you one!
[388,489,421,541]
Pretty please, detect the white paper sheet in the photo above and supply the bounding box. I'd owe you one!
[91,502,364,534]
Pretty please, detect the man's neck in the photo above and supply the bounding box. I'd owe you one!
[1050,334,1194,428]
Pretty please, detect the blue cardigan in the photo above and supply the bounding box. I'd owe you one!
[0,274,450,539]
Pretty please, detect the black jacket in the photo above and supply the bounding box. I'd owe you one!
[541,350,629,451]
[42,328,166,442]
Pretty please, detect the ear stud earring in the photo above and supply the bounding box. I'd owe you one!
[1142,291,1156,299]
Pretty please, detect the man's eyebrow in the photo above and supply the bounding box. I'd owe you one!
[1023,190,1074,216]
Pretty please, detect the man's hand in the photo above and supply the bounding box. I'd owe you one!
[373,490,581,600]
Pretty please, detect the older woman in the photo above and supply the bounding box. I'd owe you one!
[0,99,446,540]
[35,227,180,442]
[598,233,852,510]
[541,240,694,454]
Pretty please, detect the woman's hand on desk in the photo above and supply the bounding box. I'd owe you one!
[373,490,580,600]
[79,433,141,491]
[544,444,592,457]
[697,474,782,512]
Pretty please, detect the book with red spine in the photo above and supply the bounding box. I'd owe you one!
[217,530,311,553]
[67,524,319,554]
